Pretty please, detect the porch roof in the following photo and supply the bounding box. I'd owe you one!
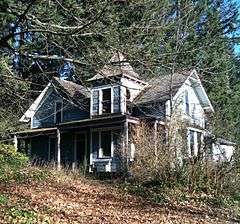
[13,127,57,138]
[13,114,132,137]
[58,114,127,130]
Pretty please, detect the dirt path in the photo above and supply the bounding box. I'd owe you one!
[0,177,237,224]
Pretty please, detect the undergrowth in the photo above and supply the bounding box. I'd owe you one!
[119,180,240,219]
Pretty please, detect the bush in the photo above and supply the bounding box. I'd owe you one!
[0,144,29,183]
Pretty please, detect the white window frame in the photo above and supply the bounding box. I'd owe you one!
[187,128,203,157]
[98,130,113,158]
[91,85,122,116]
[184,90,190,116]
[90,127,121,162]
[54,100,63,124]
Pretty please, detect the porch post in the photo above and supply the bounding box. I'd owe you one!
[57,128,61,170]
[13,135,18,151]
[123,120,129,168]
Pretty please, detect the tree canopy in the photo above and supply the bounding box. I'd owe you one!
[0,0,240,141]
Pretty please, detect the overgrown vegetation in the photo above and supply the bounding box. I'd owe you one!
[0,143,239,222]
[120,122,240,218]
[0,144,49,184]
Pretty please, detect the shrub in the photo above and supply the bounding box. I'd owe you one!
[0,144,29,183]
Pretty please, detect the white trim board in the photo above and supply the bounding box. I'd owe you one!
[20,82,52,122]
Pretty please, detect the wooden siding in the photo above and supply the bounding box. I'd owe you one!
[32,89,89,129]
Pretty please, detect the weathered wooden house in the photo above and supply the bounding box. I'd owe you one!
[14,53,230,172]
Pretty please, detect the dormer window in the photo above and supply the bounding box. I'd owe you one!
[91,86,121,116]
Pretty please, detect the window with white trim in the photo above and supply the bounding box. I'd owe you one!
[91,129,121,159]
[100,131,111,157]
[92,90,99,116]
[185,91,190,115]
[188,129,202,157]
[91,86,121,116]
[102,88,111,114]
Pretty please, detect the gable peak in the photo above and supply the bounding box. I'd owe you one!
[109,52,126,64]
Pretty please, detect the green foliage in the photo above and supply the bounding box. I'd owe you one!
[0,194,8,205]
[0,144,49,183]
[0,0,239,142]
[7,207,37,223]
[0,144,29,183]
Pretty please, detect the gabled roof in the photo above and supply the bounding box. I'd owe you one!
[134,69,214,112]
[134,71,190,105]
[52,77,90,100]
[87,52,140,81]
[20,77,90,122]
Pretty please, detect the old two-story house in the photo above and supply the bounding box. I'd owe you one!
[13,53,230,172]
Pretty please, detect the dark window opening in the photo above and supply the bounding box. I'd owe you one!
[102,88,111,114]
[101,131,111,157]
[92,131,99,158]
[55,102,63,123]
[185,91,189,115]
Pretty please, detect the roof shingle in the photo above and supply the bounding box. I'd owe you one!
[134,71,190,105]
[52,77,90,103]
[88,52,139,81]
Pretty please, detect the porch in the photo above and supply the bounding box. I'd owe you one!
[13,115,140,173]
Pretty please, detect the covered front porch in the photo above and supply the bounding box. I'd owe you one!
[13,115,140,173]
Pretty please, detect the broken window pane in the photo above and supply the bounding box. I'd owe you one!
[102,88,111,114]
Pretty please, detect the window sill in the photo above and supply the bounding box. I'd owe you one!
[93,158,112,162]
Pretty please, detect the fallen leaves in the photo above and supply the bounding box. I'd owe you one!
[0,174,238,224]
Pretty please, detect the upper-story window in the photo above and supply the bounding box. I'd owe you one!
[55,101,63,123]
[184,90,190,115]
[92,86,121,116]
[102,88,111,113]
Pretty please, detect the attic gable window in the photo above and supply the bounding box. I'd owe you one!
[91,86,121,116]
[185,91,190,115]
